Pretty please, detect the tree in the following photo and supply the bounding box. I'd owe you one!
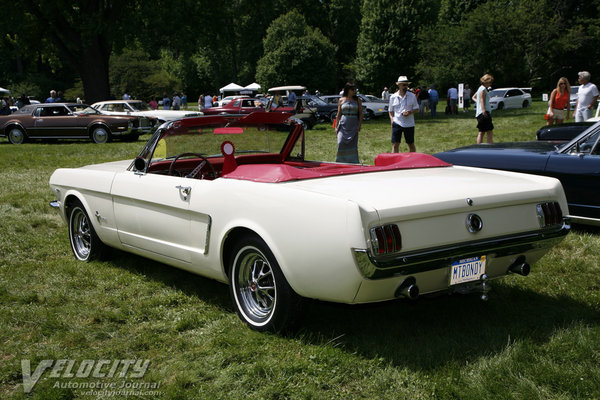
[355,0,438,93]
[256,10,337,91]
[415,0,594,90]
[20,0,141,103]
[325,0,363,87]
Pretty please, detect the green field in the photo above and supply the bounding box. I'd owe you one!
[1,101,599,399]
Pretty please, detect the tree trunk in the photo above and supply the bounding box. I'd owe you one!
[78,41,112,104]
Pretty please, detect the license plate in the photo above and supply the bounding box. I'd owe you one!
[450,256,486,285]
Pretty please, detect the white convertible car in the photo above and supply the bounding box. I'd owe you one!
[49,113,570,332]
[91,100,203,127]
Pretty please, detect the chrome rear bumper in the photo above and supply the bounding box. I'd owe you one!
[354,222,570,279]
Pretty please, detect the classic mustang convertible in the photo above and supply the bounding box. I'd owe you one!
[50,113,570,332]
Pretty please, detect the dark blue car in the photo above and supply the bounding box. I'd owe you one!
[435,122,600,226]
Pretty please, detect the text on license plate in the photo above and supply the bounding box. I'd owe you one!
[450,256,486,285]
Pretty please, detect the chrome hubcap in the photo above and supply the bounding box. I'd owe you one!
[236,248,275,321]
[93,128,108,143]
[9,129,23,144]
[71,209,91,259]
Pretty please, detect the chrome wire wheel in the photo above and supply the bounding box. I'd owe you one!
[229,235,303,332]
[234,246,276,324]
[69,206,92,261]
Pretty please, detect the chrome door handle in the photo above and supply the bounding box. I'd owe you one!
[175,185,191,200]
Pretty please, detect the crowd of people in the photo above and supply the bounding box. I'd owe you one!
[341,70,597,161]
[2,71,597,164]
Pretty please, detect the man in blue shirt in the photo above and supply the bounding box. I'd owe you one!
[287,90,297,107]
[428,86,439,117]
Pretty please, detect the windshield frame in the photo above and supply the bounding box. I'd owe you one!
[130,113,303,173]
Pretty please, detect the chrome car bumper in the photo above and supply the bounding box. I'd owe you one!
[354,222,570,279]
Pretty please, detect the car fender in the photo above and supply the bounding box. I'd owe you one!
[212,188,367,303]
[1,121,27,136]
[50,168,120,247]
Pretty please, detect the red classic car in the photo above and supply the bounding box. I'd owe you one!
[0,103,145,144]
[202,98,265,116]
[203,97,318,129]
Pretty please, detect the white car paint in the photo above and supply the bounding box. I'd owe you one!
[49,117,570,331]
[91,100,202,123]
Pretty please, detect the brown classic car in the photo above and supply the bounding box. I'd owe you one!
[0,103,148,144]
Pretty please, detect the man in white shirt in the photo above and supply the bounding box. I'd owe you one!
[389,76,419,152]
[381,87,390,101]
[575,71,599,122]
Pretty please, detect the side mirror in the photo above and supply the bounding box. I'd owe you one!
[134,157,146,172]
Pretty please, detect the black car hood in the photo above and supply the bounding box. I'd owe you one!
[434,142,562,172]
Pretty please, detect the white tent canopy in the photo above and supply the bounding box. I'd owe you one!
[240,82,262,95]
[244,83,261,91]
[219,83,244,94]
[0,87,9,94]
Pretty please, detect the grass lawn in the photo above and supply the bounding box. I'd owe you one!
[1,100,599,399]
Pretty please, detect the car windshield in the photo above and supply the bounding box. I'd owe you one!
[308,96,327,106]
[560,121,600,154]
[488,90,507,98]
[67,105,99,115]
[128,101,151,111]
[571,87,579,94]
[141,117,297,167]
[15,106,34,114]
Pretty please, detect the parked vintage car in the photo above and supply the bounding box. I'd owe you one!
[358,94,389,118]
[536,122,593,141]
[320,94,373,120]
[537,99,600,142]
[202,98,265,115]
[91,100,202,125]
[204,96,318,129]
[214,95,249,108]
[0,103,144,144]
[265,87,318,129]
[436,120,600,226]
[488,88,532,110]
[49,113,570,332]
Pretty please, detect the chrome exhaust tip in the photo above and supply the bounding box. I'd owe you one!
[395,278,419,299]
[508,256,530,276]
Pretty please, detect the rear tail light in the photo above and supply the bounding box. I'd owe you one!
[536,202,563,227]
[370,224,402,255]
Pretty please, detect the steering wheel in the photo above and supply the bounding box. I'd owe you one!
[168,152,216,179]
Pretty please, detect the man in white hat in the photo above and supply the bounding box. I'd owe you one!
[389,75,419,152]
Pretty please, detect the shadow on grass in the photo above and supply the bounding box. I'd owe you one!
[298,285,599,370]
[105,247,598,372]
[109,249,233,311]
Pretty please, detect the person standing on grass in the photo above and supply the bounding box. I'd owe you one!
[428,85,439,118]
[475,74,494,144]
[389,75,419,152]
[447,85,458,114]
[334,82,362,163]
[547,77,571,125]
[463,84,472,112]
[574,71,599,122]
